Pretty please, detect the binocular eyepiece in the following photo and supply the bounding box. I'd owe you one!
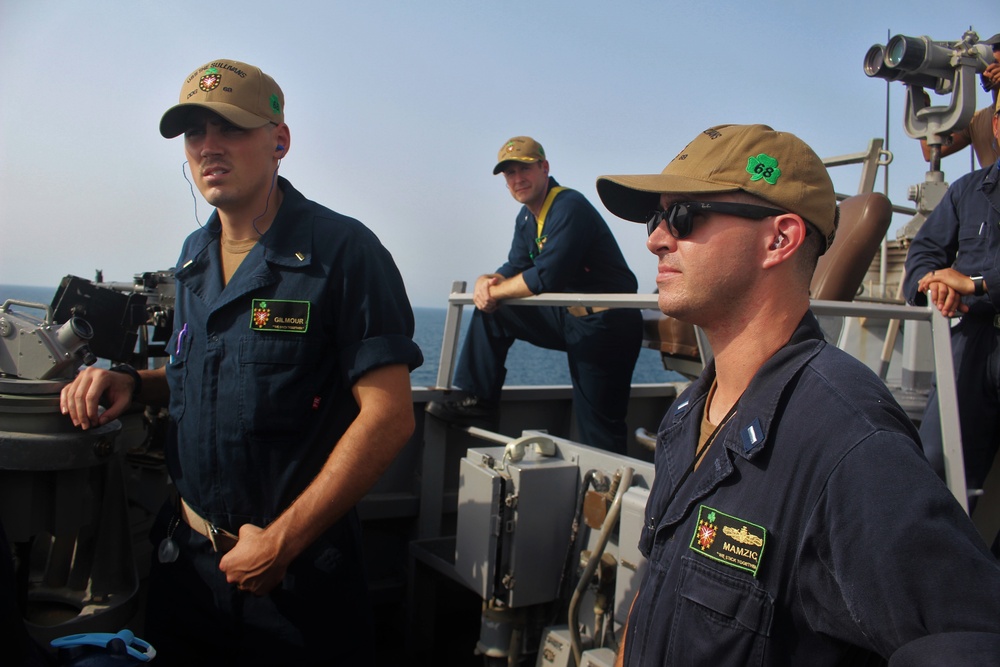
[864,32,994,92]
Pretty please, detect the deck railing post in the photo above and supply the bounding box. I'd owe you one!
[930,305,967,510]
[435,280,468,390]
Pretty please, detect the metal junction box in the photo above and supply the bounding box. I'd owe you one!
[455,445,578,608]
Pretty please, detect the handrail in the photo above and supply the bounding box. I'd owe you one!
[822,138,891,197]
[434,290,966,510]
[436,137,903,391]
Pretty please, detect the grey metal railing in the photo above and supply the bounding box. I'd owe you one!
[434,287,966,510]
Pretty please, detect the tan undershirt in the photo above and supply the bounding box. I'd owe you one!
[221,236,258,285]
[695,380,720,470]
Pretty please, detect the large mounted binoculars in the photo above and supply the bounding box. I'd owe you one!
[864,31,993,93]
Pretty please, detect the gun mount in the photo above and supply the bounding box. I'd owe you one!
[0,270,175,650]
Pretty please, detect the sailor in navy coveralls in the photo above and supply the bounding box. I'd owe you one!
[597,124,1000,666]
[904,95,1000,495]
[427,136,642,453]
[61,59,422,665]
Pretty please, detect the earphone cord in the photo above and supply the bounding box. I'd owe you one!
[251,160,281,237]
[181,159,281,235]
[181,161,203,228]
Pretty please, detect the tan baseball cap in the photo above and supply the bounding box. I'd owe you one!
[493,136,546,174]
[597,124,838,250]
[160,59,284,138]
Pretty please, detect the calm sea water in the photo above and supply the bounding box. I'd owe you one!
[410,307,681,387]
[1,284,681,386]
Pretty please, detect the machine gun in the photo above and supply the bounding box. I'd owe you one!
[0,301,96,382]
[50,270,175,367]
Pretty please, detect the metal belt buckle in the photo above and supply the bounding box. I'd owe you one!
[208,524,239,554]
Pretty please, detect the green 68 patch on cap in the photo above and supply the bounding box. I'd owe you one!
[597,124,838,251]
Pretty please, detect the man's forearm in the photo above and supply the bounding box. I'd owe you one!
[489,273,534,301]
[263,364,415,563]
[137,365,170,406]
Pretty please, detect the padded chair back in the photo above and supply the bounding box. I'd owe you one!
[810,192,893,301]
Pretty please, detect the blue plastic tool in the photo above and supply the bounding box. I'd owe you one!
[51,629,156,662]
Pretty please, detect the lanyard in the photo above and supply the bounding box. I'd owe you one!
[535,186,567,239]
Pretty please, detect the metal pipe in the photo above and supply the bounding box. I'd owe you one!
[569,466,634,666]
[594,591,609,648]
[557,469,606,607]
[506,624,522,667]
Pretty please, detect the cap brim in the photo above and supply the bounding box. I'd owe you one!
[981,32,1000,46]
[492,157,540,175]
[596,174,741,223]
[159,102,272,138]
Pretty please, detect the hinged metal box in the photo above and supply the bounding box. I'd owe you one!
[455,445,578,607]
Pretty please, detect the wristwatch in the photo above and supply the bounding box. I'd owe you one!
[971,274,985,296]
[109,364,143,402]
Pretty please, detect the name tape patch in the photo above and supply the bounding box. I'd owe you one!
[250,299,310,333]
[689,505,767,576]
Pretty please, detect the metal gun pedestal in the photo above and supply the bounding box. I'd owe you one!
[0,377,137,648]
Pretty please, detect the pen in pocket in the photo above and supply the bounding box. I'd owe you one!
[176,322,188,355]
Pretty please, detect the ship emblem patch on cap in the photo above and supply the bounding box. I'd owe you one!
[746,153,781,185]
[270,94,281,115]
[505,141,515,153]
[199,67,221,93]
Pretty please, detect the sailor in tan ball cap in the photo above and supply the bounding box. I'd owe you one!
[61,58,423,665]
[599,123,1000,667]
[427,135,643,454]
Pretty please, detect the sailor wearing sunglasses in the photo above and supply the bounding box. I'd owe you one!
[598,124,1000,667]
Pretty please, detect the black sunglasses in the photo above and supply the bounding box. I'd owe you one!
[647,201,786,238]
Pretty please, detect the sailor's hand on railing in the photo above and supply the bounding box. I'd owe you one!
[474,274,502,312]
[917,269,972,318]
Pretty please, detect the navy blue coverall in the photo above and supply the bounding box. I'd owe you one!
[904,161,1000,491]
[454,177,642,453]
[146,178,423,665]
[624,313,1000,666]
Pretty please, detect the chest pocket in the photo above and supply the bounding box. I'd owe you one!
[238,335,326,436]
[957,220,990,257]
[166,328,190,422]
[668,556,773,667]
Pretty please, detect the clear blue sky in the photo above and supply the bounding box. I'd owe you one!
[0,0,994,307]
